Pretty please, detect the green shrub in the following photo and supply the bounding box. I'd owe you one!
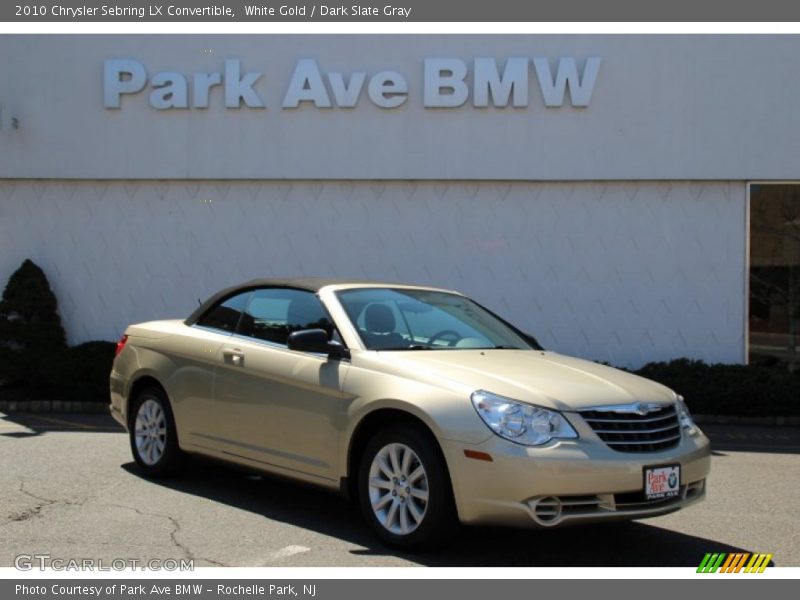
[42,341,116,402]
[633,358,800,417]
[0,260,113,404]
[0,259,67,387]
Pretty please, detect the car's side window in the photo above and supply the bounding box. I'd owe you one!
[237,288,335,347]
[195,291,252,333]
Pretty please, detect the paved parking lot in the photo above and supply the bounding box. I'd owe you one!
[1,412,798,567]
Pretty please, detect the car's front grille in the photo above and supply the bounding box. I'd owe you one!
[581,404,681,453]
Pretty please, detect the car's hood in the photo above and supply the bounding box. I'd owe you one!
[364,350,676,411]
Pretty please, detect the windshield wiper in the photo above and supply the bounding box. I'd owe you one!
[404,345,433,350]
[381,345,523,351]
[376,345,432,351]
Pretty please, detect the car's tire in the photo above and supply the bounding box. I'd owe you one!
[358,424,458,549]
[129,386,183,477]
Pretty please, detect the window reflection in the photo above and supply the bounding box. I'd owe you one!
[239,288,333,346]
[749,184,800,369]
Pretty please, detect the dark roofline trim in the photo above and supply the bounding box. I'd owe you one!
[183,277,398,326]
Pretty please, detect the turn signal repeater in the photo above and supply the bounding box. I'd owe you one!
[463,449,493,462]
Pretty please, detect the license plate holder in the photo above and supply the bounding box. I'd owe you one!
[643,464,681,500]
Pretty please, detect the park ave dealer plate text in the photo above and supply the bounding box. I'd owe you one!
[644,464,681,500]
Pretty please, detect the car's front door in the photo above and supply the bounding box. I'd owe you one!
[175,290,252,449]
[211,287,351,484]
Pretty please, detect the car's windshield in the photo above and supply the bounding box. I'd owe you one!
[336,288,534,351]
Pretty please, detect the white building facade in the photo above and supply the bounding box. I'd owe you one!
[2,35,799,367]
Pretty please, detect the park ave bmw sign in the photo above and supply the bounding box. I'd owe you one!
[103,56,601,110]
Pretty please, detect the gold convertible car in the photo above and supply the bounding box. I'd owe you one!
[110,279,710,548]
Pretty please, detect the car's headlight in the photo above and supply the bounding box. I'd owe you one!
[676,395,699,435]
[470,390,578,446]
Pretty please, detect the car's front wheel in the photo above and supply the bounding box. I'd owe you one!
[129,386,182,476]
[358,425,457,549]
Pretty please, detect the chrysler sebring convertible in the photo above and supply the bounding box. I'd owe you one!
[110,278,710,548]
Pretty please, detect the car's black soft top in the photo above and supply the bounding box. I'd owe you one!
[184,277,543,350]
[184,277,397,325]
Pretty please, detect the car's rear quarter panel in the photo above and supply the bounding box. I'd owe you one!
[110,320,221,442]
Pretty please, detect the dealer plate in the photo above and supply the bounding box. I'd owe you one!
[643,464,681,500]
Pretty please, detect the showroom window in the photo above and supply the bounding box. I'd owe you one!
[749,184,800,369]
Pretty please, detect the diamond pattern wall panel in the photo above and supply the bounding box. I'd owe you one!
[0,180,746,367]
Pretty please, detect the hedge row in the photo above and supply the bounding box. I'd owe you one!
[3,352,799,418]
[632,359,800,417]
[0,341,116,403]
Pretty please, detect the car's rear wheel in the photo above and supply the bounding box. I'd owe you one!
[129,387,182,476]
[358,425,457,549]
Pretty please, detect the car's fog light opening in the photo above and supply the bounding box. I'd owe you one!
[526,485,706,526]
[685,479,705,500]
[528,495,608,526]
[530,496,562,524]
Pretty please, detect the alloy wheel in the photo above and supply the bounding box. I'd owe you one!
[134,398,167,466]
[367,442,430,535]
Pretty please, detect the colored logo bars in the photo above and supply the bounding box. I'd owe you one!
[697,552,773,573]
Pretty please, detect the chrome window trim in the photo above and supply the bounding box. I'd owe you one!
[190,324,347,361]
[229,331,339,361]
[191,323,234,337]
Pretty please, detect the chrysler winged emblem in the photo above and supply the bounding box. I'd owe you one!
[633,402,661,416]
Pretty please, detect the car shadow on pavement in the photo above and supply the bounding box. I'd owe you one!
[0,412,123,437]
[122,458,750,567]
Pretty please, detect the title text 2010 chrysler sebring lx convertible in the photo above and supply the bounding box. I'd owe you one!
[110,279,710,548]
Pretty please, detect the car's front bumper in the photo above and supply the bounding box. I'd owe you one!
[441,425,711,528]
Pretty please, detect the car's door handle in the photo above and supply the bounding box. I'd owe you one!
[222,348,245,366]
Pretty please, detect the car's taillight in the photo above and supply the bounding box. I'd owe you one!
[115,334,128,357]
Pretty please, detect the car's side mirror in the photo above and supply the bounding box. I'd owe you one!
[287,328,347,359]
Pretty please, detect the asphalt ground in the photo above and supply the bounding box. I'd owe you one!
[1,412,798,567]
